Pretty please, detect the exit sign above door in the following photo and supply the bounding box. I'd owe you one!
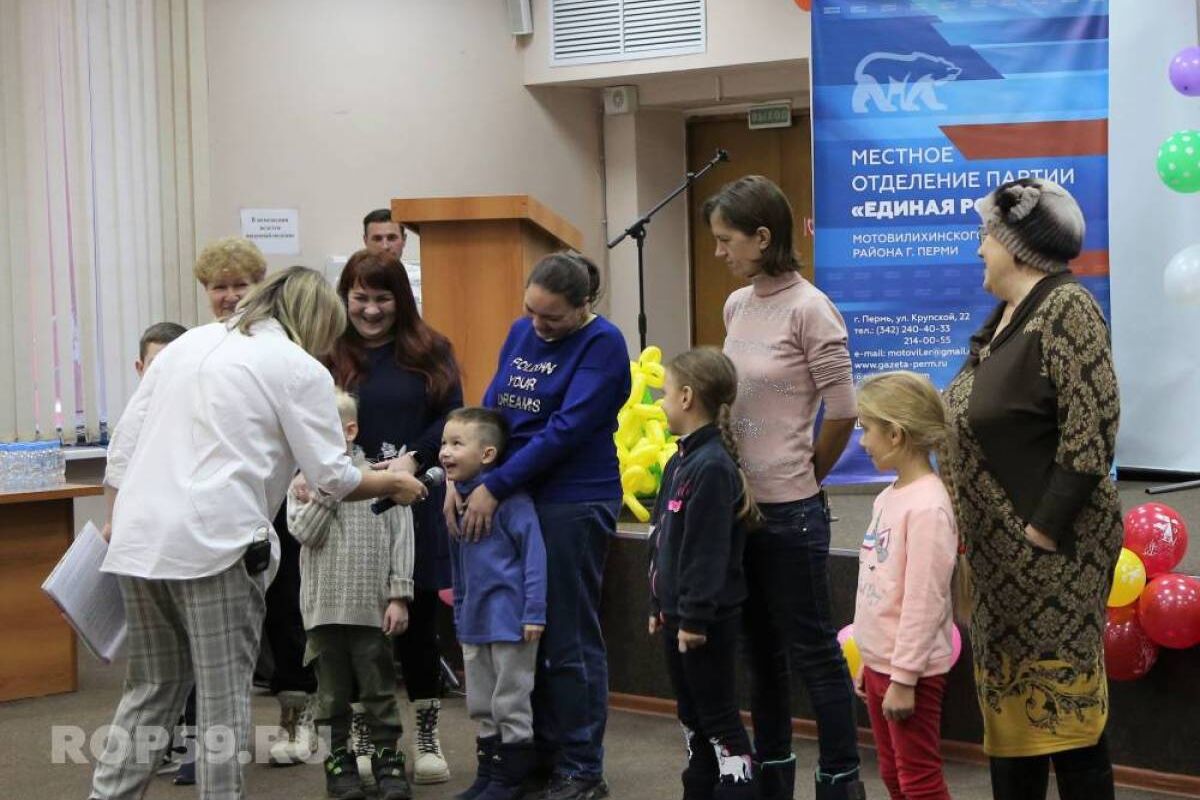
[747,103,793,129]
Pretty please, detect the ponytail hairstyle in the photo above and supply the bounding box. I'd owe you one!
[526,251,603,309]
[855,370,954,467]
[665,347,759,523]
[855,370,968,620]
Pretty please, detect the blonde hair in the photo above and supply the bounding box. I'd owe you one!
[857,370,969,621]
[233,266,346,357]
[856,371,953,462]
[193,236,268,287]
[665,347,759,523]
[333,389,358,423]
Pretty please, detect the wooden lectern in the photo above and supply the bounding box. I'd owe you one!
[391,195,583,404]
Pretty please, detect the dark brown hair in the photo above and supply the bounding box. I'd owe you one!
[329,250,459,404]
[138,321,187,361]
[702,175,801,276]
[526,252,602,308]
[665,347,759,523]
[447,406,510,455]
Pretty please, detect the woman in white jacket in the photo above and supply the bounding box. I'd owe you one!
[89,267,427,800]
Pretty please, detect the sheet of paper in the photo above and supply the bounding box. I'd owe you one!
[41,521,126,663]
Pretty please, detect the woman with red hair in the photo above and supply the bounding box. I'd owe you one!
[327,250,463,788]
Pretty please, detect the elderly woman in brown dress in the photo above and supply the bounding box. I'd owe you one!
[943,178,1122,800]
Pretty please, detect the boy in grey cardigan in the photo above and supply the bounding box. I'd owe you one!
[287,390,415,800]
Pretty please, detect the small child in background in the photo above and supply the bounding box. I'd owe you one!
[441,407,546,800]
[648,347,757,800]
[853,371,959,800]
[135,321,188,378]
[287,389,415,800]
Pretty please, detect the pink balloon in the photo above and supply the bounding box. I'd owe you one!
[950,624,963,667]
[836,623,854,647]
[438,587,454,607]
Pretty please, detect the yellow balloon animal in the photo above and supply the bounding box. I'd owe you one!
[616,346,678,522]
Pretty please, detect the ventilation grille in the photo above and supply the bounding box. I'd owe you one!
[551,0,705,66]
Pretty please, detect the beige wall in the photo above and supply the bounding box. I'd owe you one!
[524,0,810,86]
[202,0,789,356]
[604,109,691,360]
[204,0,607,284]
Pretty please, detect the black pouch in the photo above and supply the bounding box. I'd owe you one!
[243,538,271,575]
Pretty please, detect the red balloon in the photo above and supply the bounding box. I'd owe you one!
[1104,605,1158,680]
[1123,503,1189,576]
[1138,573,1200,649]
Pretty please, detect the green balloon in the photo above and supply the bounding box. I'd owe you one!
[642,388,653,404]
[1157,130,1200,193]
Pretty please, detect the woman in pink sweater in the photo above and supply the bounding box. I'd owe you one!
[853,371,958,800]
[704,175,863,800]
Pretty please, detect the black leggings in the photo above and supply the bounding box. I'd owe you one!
[988,735,1114,800]
[392,588,443,700]
[264,514,317,694]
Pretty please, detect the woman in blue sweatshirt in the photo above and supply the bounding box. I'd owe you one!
[452,252,630,800]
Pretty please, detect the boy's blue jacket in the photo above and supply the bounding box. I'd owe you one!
[450,474,547,644]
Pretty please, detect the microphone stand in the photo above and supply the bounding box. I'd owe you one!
[608,148,729,352]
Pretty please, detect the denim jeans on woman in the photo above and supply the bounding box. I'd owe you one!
[743,492,861,778]
[531,500,618,781]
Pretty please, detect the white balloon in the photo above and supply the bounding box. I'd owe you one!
[1164,243,1200,306]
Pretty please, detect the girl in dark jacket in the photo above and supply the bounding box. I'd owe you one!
[649,347,758,800]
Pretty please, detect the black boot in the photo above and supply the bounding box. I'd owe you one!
[455,734,501,800]
[755,755,796,800]
[372,747,414,800]
[710,742,754,800]
[324,747,367,800]
[814,768,866,800]
[680,725,718,800]
[478,741,538,800]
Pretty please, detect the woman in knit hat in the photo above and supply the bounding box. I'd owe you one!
[942,178,1122,800]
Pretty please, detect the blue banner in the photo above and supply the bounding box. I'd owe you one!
[811,0,1111,483]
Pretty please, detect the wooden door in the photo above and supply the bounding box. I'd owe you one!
[688,114,814,347]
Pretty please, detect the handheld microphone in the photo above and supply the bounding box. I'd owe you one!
[371,466,446,515]
[716,148,729,162]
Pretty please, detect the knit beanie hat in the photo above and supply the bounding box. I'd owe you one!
[975,178,1084,273]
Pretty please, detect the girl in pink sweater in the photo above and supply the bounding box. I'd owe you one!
[853,371,958,800]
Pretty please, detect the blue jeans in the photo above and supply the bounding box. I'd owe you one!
[531,500,617,780]
[743,492,860,776]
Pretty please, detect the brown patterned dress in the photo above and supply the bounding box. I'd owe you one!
[943,273,1123,758]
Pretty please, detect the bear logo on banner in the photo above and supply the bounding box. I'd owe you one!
[852,51,962,113]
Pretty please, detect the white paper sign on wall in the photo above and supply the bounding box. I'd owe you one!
[240,208,300,255]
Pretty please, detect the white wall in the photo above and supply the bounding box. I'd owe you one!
[1109,0,1200,472]
[524,0,810,86]
[204,0,607,283]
